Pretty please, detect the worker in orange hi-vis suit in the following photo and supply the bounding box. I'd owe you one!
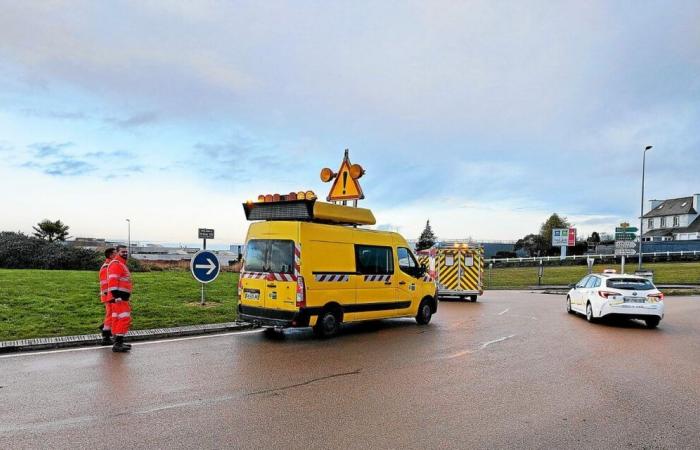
[107,245,133,352]
[98,247,117,345]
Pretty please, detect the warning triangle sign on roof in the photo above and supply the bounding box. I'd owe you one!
[326,150,365,202]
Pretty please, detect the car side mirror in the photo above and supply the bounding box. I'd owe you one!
[568,283,576,289]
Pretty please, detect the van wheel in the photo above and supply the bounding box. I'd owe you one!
[313,309,341,338]
[469,295,477,302]
[644,317,661,329]
[416,299,433,325]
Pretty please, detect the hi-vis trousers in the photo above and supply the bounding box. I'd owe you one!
[111,301,132,336]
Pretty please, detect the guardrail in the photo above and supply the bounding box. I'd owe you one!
[485,250,700,264]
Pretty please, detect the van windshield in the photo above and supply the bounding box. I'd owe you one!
[245,240,294,274]
[606,278,655,291]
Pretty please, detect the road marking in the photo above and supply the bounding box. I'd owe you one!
[498,308,510,315]
[479,334,515,350]
[0,329,263,359]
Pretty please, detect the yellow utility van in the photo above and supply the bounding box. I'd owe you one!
[238,197,437,337]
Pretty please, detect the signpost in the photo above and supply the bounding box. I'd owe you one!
[198,228,215,249]
[194,228,217,305]
[190,250,221,305]
[321,149,365,206]
[614,223,637,273]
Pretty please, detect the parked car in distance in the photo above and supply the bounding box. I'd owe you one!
[566,272,664,328]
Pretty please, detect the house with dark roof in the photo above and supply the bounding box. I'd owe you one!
[641,194,700,241]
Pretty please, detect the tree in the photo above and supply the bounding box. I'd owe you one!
[32,219,70,242]
[588,231,601,243]
[539,213,571,256]
[514,233,548,257]
[416,220,437,250]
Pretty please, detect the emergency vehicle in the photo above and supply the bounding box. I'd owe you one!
[237,193,438,338]
[417,241,484,301]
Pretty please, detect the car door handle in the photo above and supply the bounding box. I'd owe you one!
[385,281,392,285]
[398,281,406,285]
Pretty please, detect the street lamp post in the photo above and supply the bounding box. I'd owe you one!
[639,145,652,270]
[126,219,131,260]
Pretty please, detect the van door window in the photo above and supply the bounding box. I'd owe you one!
[397,247,418,276]
[244,239,294,273]
[355,245,394,275]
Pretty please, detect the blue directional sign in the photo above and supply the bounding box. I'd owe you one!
[190,250,221,283]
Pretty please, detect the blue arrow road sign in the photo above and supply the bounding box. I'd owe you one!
[190,250,221,283]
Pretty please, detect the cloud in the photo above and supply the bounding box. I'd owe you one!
[103,111,159,129]
[29,142,74,158]
[21,108,88,120]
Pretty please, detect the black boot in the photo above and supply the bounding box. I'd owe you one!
[112,335,130,353]
[100,329,113,346]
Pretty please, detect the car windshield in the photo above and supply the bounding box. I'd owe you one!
[606,278,655,291]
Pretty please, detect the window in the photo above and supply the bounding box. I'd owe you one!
[660,217,666,228]
[397,247,420,276]
[244,239,294,273]
[584,276,598,288]
[648,219,653,230]
[355,245,394,275]
[576,276,590,288]
[673,216,679,227]
[606,278,654,291]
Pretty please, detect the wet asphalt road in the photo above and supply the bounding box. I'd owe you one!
[1,291,699,449]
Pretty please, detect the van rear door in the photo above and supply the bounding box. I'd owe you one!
[242,239,297,311]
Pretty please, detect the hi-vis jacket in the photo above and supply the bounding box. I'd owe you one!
[99,258,111,303]
[107,256,132,300]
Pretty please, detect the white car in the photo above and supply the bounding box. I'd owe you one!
[566,272,664,328]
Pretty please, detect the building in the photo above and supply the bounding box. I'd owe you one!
[641,194,700,242]
[67,237,106,251]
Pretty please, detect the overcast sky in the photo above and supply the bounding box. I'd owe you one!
[1,1,698,247]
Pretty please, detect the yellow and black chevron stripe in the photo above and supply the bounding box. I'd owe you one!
[459,251,481,291]
[436,251,460,290]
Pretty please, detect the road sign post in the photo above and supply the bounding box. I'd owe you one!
[190,249,221,305]
[614,223,637,273]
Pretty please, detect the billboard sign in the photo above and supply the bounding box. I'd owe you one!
[552,228,576,247]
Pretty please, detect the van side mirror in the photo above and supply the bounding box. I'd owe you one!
[416,265,427,278]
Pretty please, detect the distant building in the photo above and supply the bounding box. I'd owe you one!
[641,194,700,242]
[68,237,106,251]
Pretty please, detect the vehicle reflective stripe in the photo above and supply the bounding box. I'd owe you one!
[314,274,349,282]
[294,243,301,278]
[363,275,391,282]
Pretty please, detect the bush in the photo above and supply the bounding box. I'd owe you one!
[0,232,102,270]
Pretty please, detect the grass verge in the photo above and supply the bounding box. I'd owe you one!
[0,269,238,341]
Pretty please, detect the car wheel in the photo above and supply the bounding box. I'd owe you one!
[586,302,595,323]
[313,309,341,338]
[644,317,661,329]
[415,298,433,325]
[566,296,573,314]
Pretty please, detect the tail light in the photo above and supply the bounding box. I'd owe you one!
[648,292,664,301]
[296,276,306,308]
[598,291,619,299]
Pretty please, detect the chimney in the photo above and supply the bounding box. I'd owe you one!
[648,199,663,213]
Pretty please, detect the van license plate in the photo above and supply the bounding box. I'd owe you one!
[245,291,260,300]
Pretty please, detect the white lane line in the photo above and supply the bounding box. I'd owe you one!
[0,329,263,359]
[479,334,515,350]
[497,308,510,315]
